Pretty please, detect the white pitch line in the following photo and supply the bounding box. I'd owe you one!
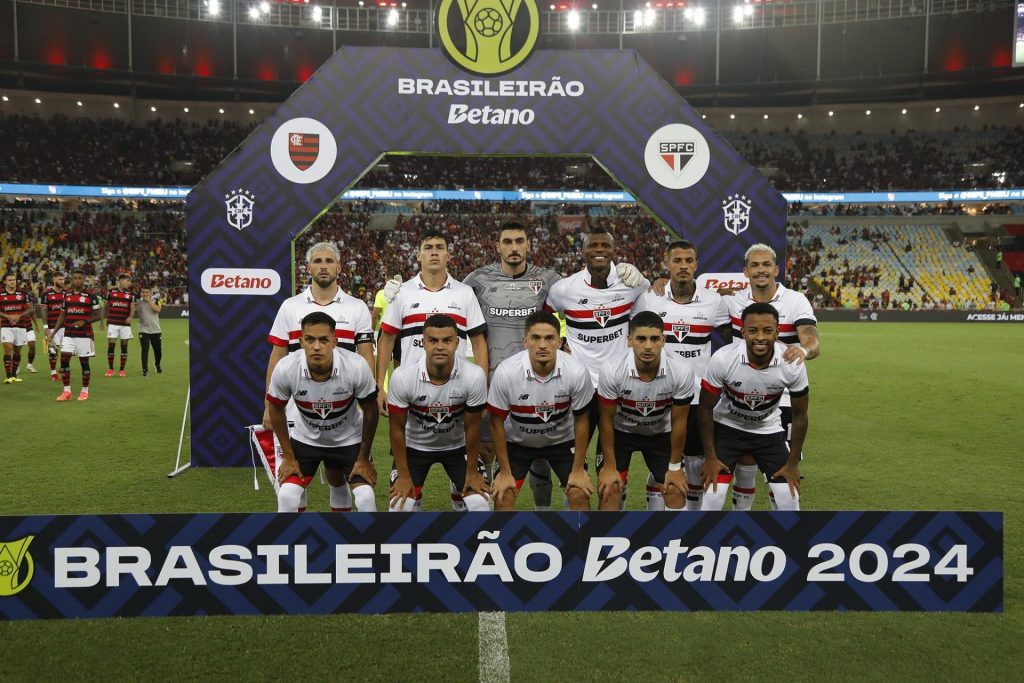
[478,611,510,683]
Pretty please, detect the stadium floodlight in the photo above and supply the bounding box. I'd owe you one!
[797,113,803,119]
[150,106,157,112]
[901,108,907,114]
[973,105,980,111]
[550,4,555,9]
[208,0,220,16]
[729,113,735,120]
[865,109,871,115]
[645,8,655,25]
[113,102,120,109]
[592,3,598,8]
[311,5,322,22]
[693,7,705,25]
[1,96,8,102]
[935,106,941,113]
[358,1,364,5]
[744,3,753,15]
[567,10,580,31]
[218,108,225,114]
[35,98,42,104]
[684,7,693,18]
[828,110,834,117]
[75,100,82,106]
[701,113,706,119]
[387,8,399,26]
[1019,102,1023,108]
[248,108,255,115]
[248,6,260,19]
[732,5,744,23]
[762,113,768,120]
[183,107,190,113]
[260,1,270,14]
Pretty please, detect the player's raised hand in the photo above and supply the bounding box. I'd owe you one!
[350,458,377,487]
[389,473,415,510]
[782,344,809,365]
[567,469,594,498]
[772,462,801,499]
[615,262,645,288]
[277,458,301,485]
[383,275,402,303]
[597,465,621,501]
[701,456,730,493]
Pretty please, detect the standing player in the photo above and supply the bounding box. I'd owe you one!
[47,269,102,401]
[41,271,67,381]
[267,312,380,513]
[462,220,561,509]
[597,311,695,512]
[387,314,489,512]
[20,280,39,373]
[634,239,731,510]
[544,230,649,506]
[1,273,36,384]
[487,311,606,510]
[103,272,136,377]
[699,302,808,510]
[718,243,820,511]
[263,241,375,513]
[137,286,163,375]
[377,229,488,511]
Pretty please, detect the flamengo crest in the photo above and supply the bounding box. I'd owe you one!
[722,194,751,236]
[225,188,255,231]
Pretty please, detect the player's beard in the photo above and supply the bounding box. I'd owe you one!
[313,272,336,288]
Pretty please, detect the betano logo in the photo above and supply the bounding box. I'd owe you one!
[0,535,35,597]
[201,268,282,296]
[437,0,539,76]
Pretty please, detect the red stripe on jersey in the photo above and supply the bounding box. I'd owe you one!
[294,396,354,411]
[266,393,287,406]
[508,400,571,414]
[597,394,618,406]
[724,385,783,404]
[400,312,469,327]
[664,322,713,333]
[486,404,509,418]
[700,379,722,395]
[388,404,408,415]
[778,323,796,332]
[380,322,401,335]
[562,302,633,320]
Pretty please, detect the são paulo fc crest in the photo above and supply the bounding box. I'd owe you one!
[224,188,255,231]
[659,141,695,177]
[528,280,543,295]
[312,401,333,419]
[592,308,611,327]
[742,389,764,410]
[535,403,554,422]
[288,133,320,171]
[722,194,752,236]
[635,400,656,416]
[428,404,451,423]
[670,323,690,341]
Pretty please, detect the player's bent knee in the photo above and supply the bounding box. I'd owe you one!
[277,482,306,513]
[464,493,489,512]
[352,483,376,512]
[566,487,590,511]
[768,482,799,511]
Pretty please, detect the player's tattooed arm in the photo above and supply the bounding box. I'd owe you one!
[784,323,819,364]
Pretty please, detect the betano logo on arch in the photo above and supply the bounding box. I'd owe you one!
[437,0,540,76]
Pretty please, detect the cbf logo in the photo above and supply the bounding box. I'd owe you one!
[644,124,711,190]
[0,535,35,597]
[224,188,255,231]
[722,194,752,236]
[437,0,539,76]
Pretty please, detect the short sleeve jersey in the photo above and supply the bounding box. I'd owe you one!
[545,263,649,386]
[104,289,136,326]
[486,349,593,448]
[379,274,487,365]
[60,291,102,338]
[267,287,374,354]
[462,262,561,374]
[0,289,30,329]
[42,288,66,328]
[701,341,809,435]
[634,287,731,404]
[387,356,488,450]
[597,350,695,435]
[266,348,379,448]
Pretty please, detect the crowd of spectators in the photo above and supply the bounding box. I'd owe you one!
[2,113,1023,192]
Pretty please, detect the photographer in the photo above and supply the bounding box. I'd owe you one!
[137,285,163,376]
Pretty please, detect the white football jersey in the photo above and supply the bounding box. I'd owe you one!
[597,349,695,435]
[267,287,374,354]
[387,356,488,451]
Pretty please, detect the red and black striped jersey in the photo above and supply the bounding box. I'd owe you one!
[61,291,102,338]
[42,288,66,328]
[0,289,31,329]
[104,288,136,326]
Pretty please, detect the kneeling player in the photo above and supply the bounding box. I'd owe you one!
[597,311,695,511]
[698,302,808,510]
[387,314,489,512]
[267,312,379,513]
[488,311,604,510]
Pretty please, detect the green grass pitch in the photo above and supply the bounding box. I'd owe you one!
[1,320,1021,681]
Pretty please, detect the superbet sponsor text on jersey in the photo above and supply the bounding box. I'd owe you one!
[104,289,136,326]
[486,349,593,448]
[544,262,649,385]
[61,291,101,338]
[597,350,694,435]
[380,274,487,365]
[462,262,561,374]
[266,348,378,448]
[0,289,31,329]
[268,287,374,354]
[701,341,809,436]
[387,356,487,451]
[634,288,730,403]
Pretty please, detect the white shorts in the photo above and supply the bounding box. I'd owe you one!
[26,329,36,343]
[48,328,65,347]
[1,328,28,346]
[107,324,134,341]
[61,337,96,358]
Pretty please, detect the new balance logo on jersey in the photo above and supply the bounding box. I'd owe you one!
[297,390,308,396]
[742,390,764,410]
[536,403,554,422]
[671,323,690,341]
[732,382,742,387]
[416,395,428,402]
[593,308,611,327]
[411,303,421,309]
[636,400,656,416]
[428,405,450,423]
[578,298,589,305]
[518,394,530,400]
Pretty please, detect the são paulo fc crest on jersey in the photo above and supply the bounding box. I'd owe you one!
[722,194,751,236]
[535,403,555,422]
[742,389,765,410]
[224,188,255,231]
[288,132,319,171]
[593,308,611,327]
[528,280,543,295]
[428,404,451,423]
[670,322,690,341]
[311,401,333,419]
[636,400,656,416]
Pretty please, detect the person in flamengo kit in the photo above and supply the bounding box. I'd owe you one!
[487,311,611,511]
[41,271,67,381]
[47,269,102,401]
[1,273,36,384]
[386,314,489,512]
[103,272,136,377]
[699,302,808,511]
[266,311,379,513]
[597,311,696,512]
